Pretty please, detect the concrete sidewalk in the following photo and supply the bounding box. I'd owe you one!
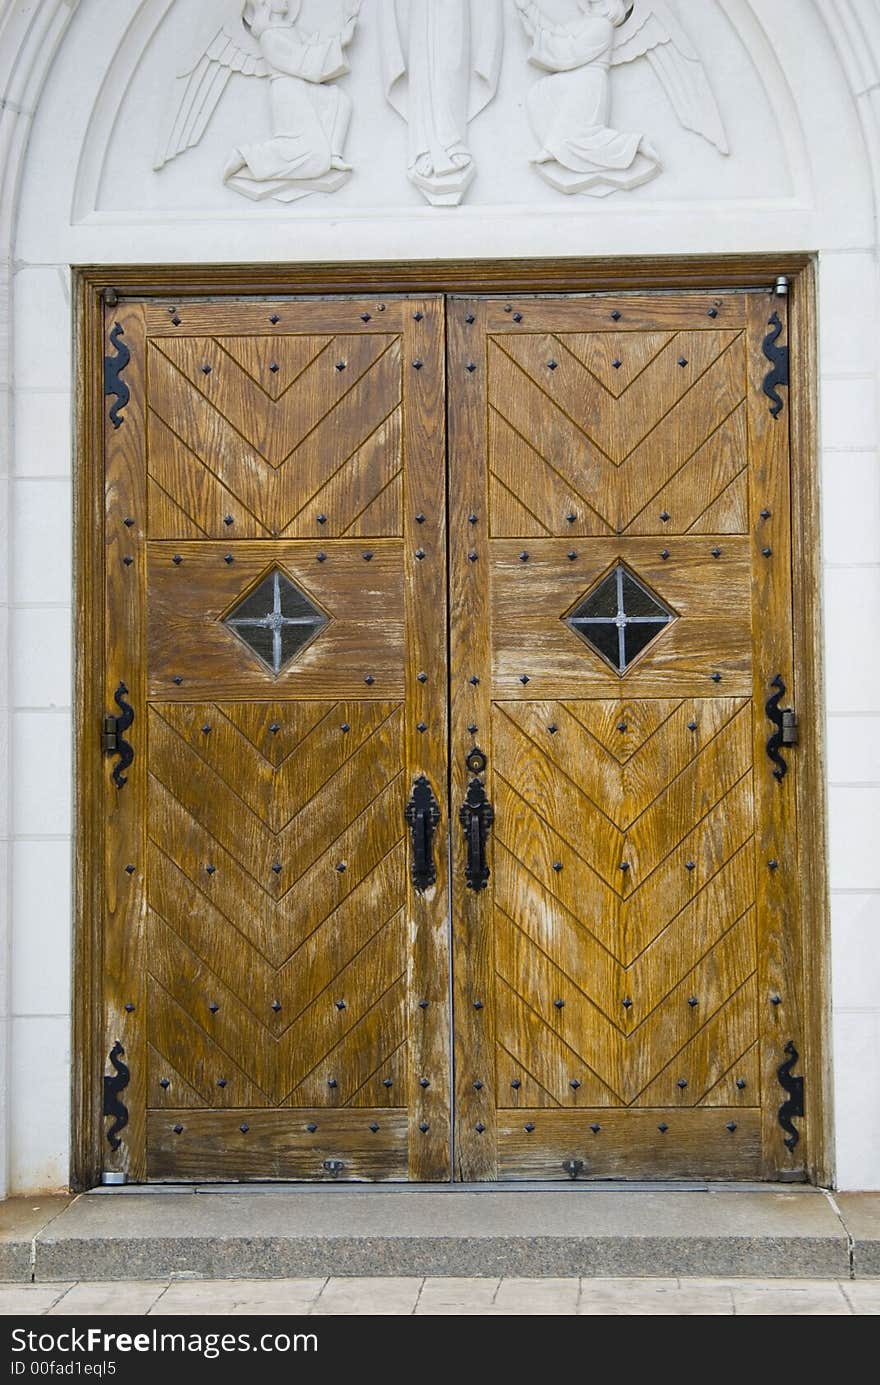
[1,1185,878,1283]
[1,1275,879,1315]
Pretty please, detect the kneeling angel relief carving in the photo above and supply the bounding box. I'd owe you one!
[513,0,728,196]
[154,0,361,203]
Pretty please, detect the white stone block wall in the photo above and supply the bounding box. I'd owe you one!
[2,0,880,1194]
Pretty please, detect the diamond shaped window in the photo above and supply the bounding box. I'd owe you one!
[223,568,328,675]
[566,563,675,674]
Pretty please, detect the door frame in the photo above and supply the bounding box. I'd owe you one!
[72,255,829,1190]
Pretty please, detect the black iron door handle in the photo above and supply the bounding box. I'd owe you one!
[405,775,441,893]
[460,778,494,891]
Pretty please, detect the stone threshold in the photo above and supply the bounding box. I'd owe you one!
[1,1186,878,1283]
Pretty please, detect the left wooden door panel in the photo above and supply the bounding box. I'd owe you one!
[100,297,450,1182]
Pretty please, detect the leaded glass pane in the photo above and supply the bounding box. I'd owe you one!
[566,563,675,674]
[224,569,328,675]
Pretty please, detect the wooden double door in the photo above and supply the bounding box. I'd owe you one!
[98,287,806,1183]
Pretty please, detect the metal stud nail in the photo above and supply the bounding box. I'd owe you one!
[763,547,773,557]
[415,549,426,560]
[711,672,722,683]
[420,1078,430,1089]
[469,513,479,525]
[708,308,719,318]
[688,996,699,1008]
[413,312,424,322]
[159,1078,170,1089]
[307,1123,318,1132]
[271,863,282,874]
[620,861,630,872]
[209,1002,219,1014]
[224,554,234,564]
[553,862,563,872]
[336,361,347,372]
[547,360,558,370]
[363,551,373,562]
[413,359,424,370]
[622,998,633,1010]
[418,672,428,683]
[327,1078,337,1088]
[468,551,478,562]
[548,724,558,734]
[217,1078,227,1088]
[465,314,476,324]
[171,316,181,326]
[361,313,372,323]
[525,1123,535,1133]
[317,514,327,525]
[224,515,234,526]
[686,860,696,872]
[566,512,577,523]
[504,305,513,313]
[476,1123,486,1133]
[124,1002,135,1013]
[612,358,622,370]
[712,547,722,558]
[201,719,211,733]
[470,676,480,686]
[417,723,428,733]
[520,551,529,562]
[658,1122,669,1133]
[511,1080,521,1089]
[761,509,772,520]
[771,993,782,1005]
[269,362,279,374]
[125,864,136,875]
[124,517,135,527]
[123,556,134,566]
[660,549,670,560]
[240,1124,249,1134]
[570,1079,581,1090]
[736,1078,747,1090]
[173,1124,183,1134]
[468,723,478,734]
[418,1003,428,1013]
[419,1122,429,1132]
[474,1081,484,1090]
[173,554,183,565]
[269,314,280,324]
[365,676,375,685]
[520,675,530,685]
[269,722,281,734]
[590,1123,601,1133]
[554,998,565,1010]
[336,1000,346,1011]
[340,723,350,733]
[205,864,216,876]
[466,362,477,373]
[416,513,426,524]
[271,1001,282,1013]
[611,310,622,321]
[370,1123,380,1132]
[678,357,689,368]
[660,511,670,522]
[688,720,698,731]
[336,862,347,873]
[201,364,212,375]
[768,859,779,871]
[474,1000,484,1010]
[384,1078,395,1087]
[513,313,523,322]
[617,722,628,732]
[677,1078,688,1089]
[568,551,577,561]
[726,1121,737,1132]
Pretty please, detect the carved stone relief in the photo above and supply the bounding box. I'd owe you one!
[379,0,504,206]
[514,0,728,196]
[154,0,361,203]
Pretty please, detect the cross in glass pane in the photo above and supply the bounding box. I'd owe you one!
[223,568,328,675]
[566,563,675,674]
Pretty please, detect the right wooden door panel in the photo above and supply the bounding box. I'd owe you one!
[449,292,804,1182]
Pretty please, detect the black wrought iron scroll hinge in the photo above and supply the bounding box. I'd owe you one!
[103,682,134,789]
[765,675,798,782]
[777,1040,804,1152]
[762,311,790,419]
[104,321,131,430]
[103,1041,130,1151]
[405,775,441,893]
[460,777,494,892]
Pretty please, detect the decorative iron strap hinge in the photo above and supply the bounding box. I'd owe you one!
[765,675,798,781]
[762,311,790,419]
[103,1041,130,1152]
[777,1040,804,1152]
[103,682,135,789]
[104,321,131,430]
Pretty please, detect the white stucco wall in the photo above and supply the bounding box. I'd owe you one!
[2,0,880,1193]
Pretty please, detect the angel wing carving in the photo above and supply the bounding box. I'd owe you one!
[515,0,728,197]
[153,1,361,204]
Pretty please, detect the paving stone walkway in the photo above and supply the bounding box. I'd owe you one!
[1,1276,878,1315]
